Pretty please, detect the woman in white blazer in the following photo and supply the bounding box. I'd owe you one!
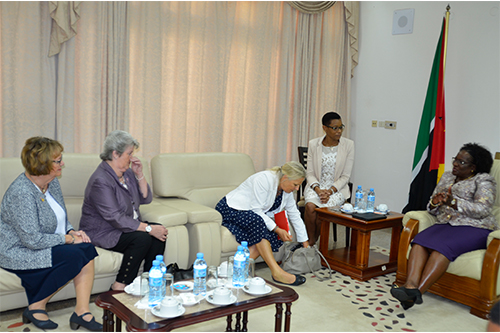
[304,112,355,246]
[215,161,309,286]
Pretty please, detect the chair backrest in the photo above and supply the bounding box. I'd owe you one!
[296,145,353,203]
[297,147,308,202]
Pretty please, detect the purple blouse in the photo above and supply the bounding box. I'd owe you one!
[80,161,153,248]
[427,171,497,231]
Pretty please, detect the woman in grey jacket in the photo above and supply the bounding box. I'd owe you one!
[0,137,101,331]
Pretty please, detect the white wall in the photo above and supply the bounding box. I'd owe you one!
[350,1,500,212]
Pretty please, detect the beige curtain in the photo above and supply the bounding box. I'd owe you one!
[48,1,81,57]
[57,1,128,153]
[287,1,336,14]
[0,2,57,157]
[128,2,351,171]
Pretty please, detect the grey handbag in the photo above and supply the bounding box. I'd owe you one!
[280,242,332,281]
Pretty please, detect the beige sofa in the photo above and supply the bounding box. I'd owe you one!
[150,152,257,266]
[0,154,190,312]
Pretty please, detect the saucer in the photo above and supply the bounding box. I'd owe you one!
[243,284,272,296]
[173,281,194,292]
[205,290,237,306]
[374,210,389,215]
[340,209,355,214]
[124,284,141,296]
[152,305,186,319]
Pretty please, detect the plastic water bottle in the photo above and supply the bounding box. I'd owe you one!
[367,188,375,212]
[148,260,163,307]
[156,255,167,297]
[193,253,207,296]
[354,185,363,210]
[241,241,251,283]
[233,246,246,288]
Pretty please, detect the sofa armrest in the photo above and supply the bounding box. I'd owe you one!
[487,229,500,247]
[402,210,437,232]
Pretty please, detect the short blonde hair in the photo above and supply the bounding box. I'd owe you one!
[21,137,64,176]
[269,161,305,180]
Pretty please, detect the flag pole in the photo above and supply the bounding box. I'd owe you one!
[442,5,451,77]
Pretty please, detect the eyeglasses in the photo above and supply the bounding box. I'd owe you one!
[53,156,63,165]
[325,124,345,131]
[452,157,471,166]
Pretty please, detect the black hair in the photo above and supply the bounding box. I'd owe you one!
[321,112,341,126]
[460,142,493,174]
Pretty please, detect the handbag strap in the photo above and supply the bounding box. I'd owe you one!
[312,246,332,281]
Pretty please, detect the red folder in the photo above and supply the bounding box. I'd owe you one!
[274,211,290,240]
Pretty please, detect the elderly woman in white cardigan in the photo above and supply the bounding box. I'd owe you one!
[303,112,355,246]
[0,137,101,331]
[215,161,309,286]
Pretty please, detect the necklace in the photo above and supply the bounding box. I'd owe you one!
[27,173,47,193]
[455,174,474,183]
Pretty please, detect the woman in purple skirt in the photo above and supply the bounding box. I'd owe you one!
[391,143,497,310]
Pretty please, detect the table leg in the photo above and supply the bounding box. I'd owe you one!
[102,309,113,332]
[355,230,371,268]
[226,314,233,332]
[389,224,402,262]
[242,311,248,332]
[319,219,330,254]
[116,317,122,332]
[284,302,293,332]
[274,303,283,332]
[350,229,358,250]
[235,312,241,332]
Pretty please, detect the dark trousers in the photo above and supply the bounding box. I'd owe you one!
[110,224,166,285]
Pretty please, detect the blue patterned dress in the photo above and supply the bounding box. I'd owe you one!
[216,191,284,252]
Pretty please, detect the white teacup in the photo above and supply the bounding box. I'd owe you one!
[131,277,141,293]
[159,296,182,317]
[211,287,232,304]
[377,204,388,212]
[246,277,266,293]
[342,203,354,212]
[218,261,228,277]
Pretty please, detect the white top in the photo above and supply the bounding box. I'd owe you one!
[225,170,308,243]
[45,189,67,235]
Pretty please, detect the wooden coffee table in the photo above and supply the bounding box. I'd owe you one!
[316,208,403,281]
[95,279,298,332]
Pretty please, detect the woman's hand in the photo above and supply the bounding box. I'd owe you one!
[302,241,310,248]
[69,230,91,243]
[149,224,169,242]
[275,227,292,242]
[65,233,84,244]
[130,157,144,179]
[315,187,331,204]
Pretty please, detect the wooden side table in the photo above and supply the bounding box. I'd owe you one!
[316,208,403,281]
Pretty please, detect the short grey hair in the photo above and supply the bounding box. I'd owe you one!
[100,130,139,161]
[269,161,306,181]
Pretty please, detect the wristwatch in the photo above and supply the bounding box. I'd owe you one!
[145,224,152,233]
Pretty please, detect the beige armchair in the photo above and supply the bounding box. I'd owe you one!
[395,154,500,319]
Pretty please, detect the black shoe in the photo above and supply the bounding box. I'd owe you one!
[272,274,306,286]
[401,300,415,310]
[69,312,103,331]
[22,308,58,330]
[390,285,423,304]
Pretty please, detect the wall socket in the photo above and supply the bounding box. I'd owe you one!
[384,121,397,129]
[371,120,377,127]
